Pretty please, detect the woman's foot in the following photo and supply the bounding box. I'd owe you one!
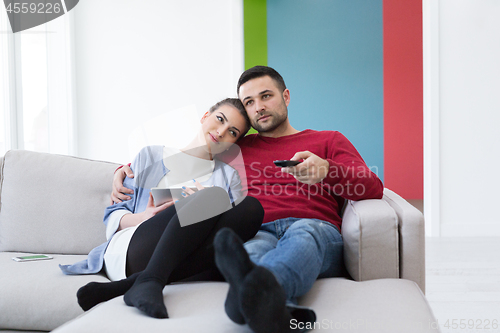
[123,276,168,319]
[77,274,138,311]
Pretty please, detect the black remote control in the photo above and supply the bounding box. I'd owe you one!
[273,160,301,167]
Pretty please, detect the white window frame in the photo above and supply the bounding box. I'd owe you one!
[0,7,77,156]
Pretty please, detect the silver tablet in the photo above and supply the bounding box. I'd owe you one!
[150,187,196,206]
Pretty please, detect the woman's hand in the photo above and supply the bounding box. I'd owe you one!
[117,193,174,231]
[142,192,175,221]
[180,179,208,198]
[111,165,135,204]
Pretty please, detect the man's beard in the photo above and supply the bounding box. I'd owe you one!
[252,107,288,133]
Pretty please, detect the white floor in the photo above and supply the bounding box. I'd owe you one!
[425,237,500,333]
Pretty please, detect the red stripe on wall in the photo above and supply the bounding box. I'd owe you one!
[383,0,423,200]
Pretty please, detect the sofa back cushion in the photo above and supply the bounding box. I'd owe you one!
[0,150,120,254]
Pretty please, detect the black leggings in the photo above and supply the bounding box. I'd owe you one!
[125,187,263,284]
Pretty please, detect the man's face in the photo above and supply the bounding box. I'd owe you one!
[238,76,290,133]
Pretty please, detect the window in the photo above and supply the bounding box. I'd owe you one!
[0,8,75,156]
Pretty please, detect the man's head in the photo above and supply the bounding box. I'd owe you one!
[237,66,292,136]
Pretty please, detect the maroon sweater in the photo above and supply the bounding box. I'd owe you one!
[223,130,384,231]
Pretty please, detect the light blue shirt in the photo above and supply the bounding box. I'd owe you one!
[60,145,243,275]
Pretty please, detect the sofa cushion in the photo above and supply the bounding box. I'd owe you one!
[299,278,439,332]
[53,281,244,333]
[0,252,110,331]
[52,278,440,333]
[0,150,119,254]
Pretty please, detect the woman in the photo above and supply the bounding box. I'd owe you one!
[60,98,264,319]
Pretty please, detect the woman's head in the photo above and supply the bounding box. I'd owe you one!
[200,98,251,155]
[207,98,251,137]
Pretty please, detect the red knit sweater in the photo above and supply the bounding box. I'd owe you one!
[222,130,384,231]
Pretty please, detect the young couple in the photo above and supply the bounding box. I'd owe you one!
[61,66,384,333]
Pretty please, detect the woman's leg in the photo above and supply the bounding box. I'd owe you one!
[167,195,263,283]
[76,204,179,311]
[77,191,263,313]
[123,188,263,318]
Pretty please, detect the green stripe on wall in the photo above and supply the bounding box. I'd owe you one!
[243,0,267,134]
[244,0,267,69]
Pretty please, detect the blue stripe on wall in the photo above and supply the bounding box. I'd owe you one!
[266,0,384,180]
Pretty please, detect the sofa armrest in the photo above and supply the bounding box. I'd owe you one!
[383,188,426,293]
[342,196,399,282]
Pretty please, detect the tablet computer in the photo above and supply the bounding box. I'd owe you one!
[151,187,197,206]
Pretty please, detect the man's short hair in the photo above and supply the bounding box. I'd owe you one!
[237,66,287,95]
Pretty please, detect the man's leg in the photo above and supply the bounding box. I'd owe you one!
[215,219,341,332]
[213,223,279,324]
[214,228,294,333]
[243,222,278,263]
[257,218,343,300]
[244,218,342,330]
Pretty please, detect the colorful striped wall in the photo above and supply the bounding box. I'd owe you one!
[383,0,423,200]
[243,0,423,200]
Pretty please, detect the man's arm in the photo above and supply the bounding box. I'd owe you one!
[108,151,174,231]
[111,164,134,204]
[321,157,384,201]
[282,150,330,185]
[282,133,384,201]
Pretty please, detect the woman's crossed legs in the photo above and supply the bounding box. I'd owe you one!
[77,187,263,318]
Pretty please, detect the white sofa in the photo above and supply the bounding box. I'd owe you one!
[0,150,439,333]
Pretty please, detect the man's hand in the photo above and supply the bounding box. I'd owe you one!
[111,165,134,204]
[282,151,330,185]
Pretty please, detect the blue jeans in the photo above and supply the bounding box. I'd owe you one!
[243,218,344,303]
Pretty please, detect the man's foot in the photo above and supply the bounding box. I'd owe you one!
[225,286,245,324]
[287,304,317,332]
[77,274,138,311]
[123,276,168,319]
[214,228,317,332]
[214,228,255,324]
[240,266,294,333]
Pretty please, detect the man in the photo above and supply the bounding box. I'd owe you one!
[112,66,383,332]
